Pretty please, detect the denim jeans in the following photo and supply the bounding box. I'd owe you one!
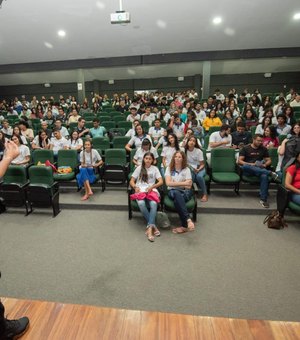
[242,165,271,201]
[168,189,193,228]
[191,168,207,195]
[136,199,158,228]
[291,193,300,205]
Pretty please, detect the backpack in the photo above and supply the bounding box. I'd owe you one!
[263,210,288,229]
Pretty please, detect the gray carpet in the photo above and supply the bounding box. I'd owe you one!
[0,209,300,322]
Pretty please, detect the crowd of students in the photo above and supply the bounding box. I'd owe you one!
[0,87,300,240]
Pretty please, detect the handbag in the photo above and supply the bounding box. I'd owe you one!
[263,210,288,229]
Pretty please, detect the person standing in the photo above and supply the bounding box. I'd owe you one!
[0,142,30,339]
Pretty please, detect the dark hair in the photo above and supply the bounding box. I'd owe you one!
[167,133,180,150]
[264,125,277,139]
[11,134,23,145]
[38,130,49,147]
[261,116,272,128]
[185,136,201,153]
[253,134,263,140]
[93,118,100,123]
[139,152,155,183]
[236,122,246,128]
[291,122,300,136]
[277,114,287,123]
[134,125,145,136]
[220,124,230,132]
[19,120,29,129]
[141,138,151,147]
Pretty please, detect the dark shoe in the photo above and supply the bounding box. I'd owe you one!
[3,317,29,340]
[270,172,279,181]
[260,200,269,208]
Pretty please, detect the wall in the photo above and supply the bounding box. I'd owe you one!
[0,72,299,102]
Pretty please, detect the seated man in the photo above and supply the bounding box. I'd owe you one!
[148,119,165,146]
[75,117,90,138]
[238,134,278,208]
[207,124,232,165]
[141,107,156,127]
[126,107,141,122]
[53,119,69,139]
[1,119,13,138]
[89,118,106,138]
[50,128,69,155]
[231,122,252,149]
[276,114,291,136]
[40,120,52,139]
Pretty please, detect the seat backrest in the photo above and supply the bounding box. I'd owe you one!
[118,121,132,131]
[105,149,127,166]
[112,136,130,148]
[268,147,278,169]
[278,134,287,145]
[57,149,78,169]
[3,165,27,185]
[32,149,55,164]
[208,126,221,135]
[92,137,110,150]
[211,148,236,172]
[29,166,54,186]
[102,121,116,130]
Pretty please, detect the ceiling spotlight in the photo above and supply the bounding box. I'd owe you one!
[58,30,66,37]
[212,17,222,25]
[293,13,300,20]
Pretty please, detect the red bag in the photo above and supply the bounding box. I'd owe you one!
[130,191,160,203]
[45,160,57,173]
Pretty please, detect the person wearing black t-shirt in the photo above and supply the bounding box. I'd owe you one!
[238,134,278,208]
[231,122,252,148]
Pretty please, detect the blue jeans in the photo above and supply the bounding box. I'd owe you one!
[136,199,158,228]
[291,193,300,205]
[191,168,207,195]
[168,189,193,228]
[242,165,271,201]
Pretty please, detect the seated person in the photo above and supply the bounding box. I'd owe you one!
[262,126,279,149]
[56,106,67,123]
[125,125,152,152]
[148,119,165,146]
[1,120,13,138]
[238,134,278,208]
[202,109,222,133]
[126,107,141,122]
[19,120,34,142]
[77,140,103,201]
[279,123,300,171]
[165,151,195,234]
[125,119,140,138]
[49,128,69,155]
[40,121,52,139]
[231,122,252,149]
[75,117,90,138]
[207,124,232,165]
[133,138,158,167]
[129,152,163,242]
[185,136,208,202]
[276,114,291,136]
[169,115,185,139]
[69,130,83,152]
[161,133,181,175]
[141,107,156,126]
[89,118,106,138]
[244,109,258,131]
[284,151,300,205]
[53,119,69,139]
[68,108,81,125]
[31,130,51,150]
[10,134,30,166]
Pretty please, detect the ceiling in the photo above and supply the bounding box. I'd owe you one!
[0,0,299,85]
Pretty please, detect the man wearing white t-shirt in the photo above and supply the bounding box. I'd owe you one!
[207,125,232,165]
[148,119,165,146]
[50,128,69,154]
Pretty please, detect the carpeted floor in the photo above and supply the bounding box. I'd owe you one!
[0,209,300,321]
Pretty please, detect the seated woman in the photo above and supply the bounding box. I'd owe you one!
[125,125,152,152]
[19,120,34,142]
[10,134,30,166]
[285,151,300,206]
[31,130,51,150]
[12,126,28,145]
[132,138,158,167]
[165,151,195,234]
[76,140,103,201]
[130,152,163,242]
[161,133,181,176]
[262,126,279,149]
[202,109,222,134]
[68,130,83,153]
[185,136,208,202]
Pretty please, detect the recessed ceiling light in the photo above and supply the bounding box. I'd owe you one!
[57,30,66,37]
[44,42,53,49]
[96,1,105,9]
[156,19,167,29]
[212,17,222,25]
[293,13,300,20]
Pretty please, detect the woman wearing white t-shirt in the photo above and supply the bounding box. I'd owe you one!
[10,135,30,166]
[76,140,103,201]
[165,151,195,234]
[130,152,163,242]
[161,133,181,176]
[69,131,83,152]
[133,138,158,167]
[125,125,152,152]
[185,136,208,202]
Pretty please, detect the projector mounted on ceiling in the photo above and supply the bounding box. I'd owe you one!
[111,0,130,24]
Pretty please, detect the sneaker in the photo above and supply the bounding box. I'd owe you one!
[260,200,269,208]
[3,317,29,339]
[270,172,279,181]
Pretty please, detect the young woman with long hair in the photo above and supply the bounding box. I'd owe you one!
[129,152,163,242]
[31,130,50,150]
[77,140,103,201]
[165,151,195,234]
[161,133,180,176]
[185,136,208,202]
